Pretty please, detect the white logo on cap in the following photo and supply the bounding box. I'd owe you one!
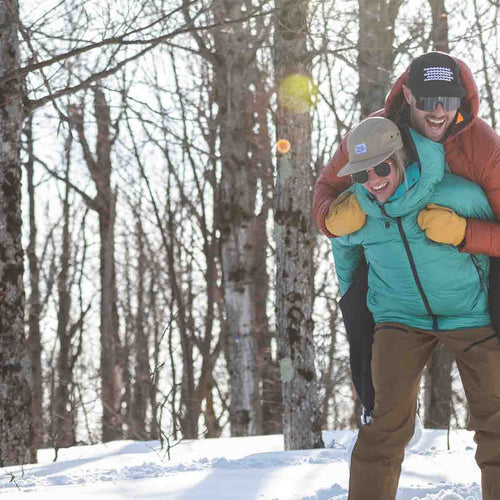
[354,143,367,154]
[423,66,454,82]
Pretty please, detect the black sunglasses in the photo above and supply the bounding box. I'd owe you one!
[415,96,461,112]
[352,161,392,184]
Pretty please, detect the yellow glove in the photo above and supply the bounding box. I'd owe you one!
[417,203,466,246]
[325,192,366,236]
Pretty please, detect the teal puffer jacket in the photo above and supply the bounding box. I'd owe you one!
[332,128,493,331]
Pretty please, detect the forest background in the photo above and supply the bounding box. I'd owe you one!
[0,0,498,466]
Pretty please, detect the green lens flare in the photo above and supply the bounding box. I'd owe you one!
[278,74,318,114]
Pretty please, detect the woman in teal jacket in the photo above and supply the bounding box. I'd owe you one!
[332,124,493,331]
[331,117,499,500]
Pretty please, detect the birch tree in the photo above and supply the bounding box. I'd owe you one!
[0,0,33,466]
[184,0,270,437]
[275,0,323,450]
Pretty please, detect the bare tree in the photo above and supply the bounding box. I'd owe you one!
[0,0,34,466]
[208,0,263,436]
[24,113,44,448]
[69,88,123,441]
[130,213,150,440]
[472,0,497,129]
[53,134,76,448]
[357,0,403,117]
[275,0,323,450]
[428,0,449,52]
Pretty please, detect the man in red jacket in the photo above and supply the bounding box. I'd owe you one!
[313,52,500,257]
[313,52,500,499]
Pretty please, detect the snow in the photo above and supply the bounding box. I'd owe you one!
[0,429,482,499]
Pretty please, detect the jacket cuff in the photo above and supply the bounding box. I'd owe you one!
[318,202,336,238]
[460,218,499,257]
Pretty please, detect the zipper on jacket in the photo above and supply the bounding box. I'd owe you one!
[379,205,438,330]
[470,254,486,293]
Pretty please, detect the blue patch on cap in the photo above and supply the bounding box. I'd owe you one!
[354,143,367,154]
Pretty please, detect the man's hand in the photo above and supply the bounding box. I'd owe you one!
[325,192,366,236]
[417,203,466,246]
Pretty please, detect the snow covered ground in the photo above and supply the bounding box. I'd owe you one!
[0,428,482,499]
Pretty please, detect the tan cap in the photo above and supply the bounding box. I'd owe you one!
[337,117,403,177]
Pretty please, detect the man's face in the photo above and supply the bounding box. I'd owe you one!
[402,85,457,142]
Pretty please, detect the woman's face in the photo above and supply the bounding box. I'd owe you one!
[360,158,402,202]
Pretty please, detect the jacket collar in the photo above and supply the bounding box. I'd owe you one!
[355,128,445,219]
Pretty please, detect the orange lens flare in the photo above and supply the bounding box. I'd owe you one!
[277,139,291,153]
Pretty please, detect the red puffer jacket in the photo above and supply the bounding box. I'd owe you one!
[313,55,500,257]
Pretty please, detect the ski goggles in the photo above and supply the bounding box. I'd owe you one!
[415,96,461,112]
[352,161,392,184]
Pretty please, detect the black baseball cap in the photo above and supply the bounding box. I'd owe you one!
[407,52,466,98]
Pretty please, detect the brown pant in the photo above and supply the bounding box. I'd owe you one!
[348,323,500,500]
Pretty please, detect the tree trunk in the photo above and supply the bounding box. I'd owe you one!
[252,71,282,435]
[428,0,449,52]
[0,0,34,465]
[471,0,496,130]
[275,0,323,450]
[123,240,133,438]
[212,0,261,437]
[149,270,160,440]
[424,342,453,428]
[25,114,44,448]
[131,217,149,440]
[99,195,122,441]
[71,87,123,441]
[54,136,75,448]
[320,299,339,428]
[357,0,402,117]
[256,213,282,434]
[204,384,222,438]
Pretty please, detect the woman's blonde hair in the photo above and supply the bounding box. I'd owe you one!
[390,146,409,184]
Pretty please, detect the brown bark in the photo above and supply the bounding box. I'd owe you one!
[24,114,44,448]
[275,0,324,450]
[320,299,340,428]
[252,71,282,435]
[472,0,496,129]
[256,212,282,435]
[357,0,403,117]
[204,384,223,438]
[131,217,150,440]
[0,0,34,466]
[70,88,123,441]
[424,342,453,429]
[148,270,161,440]
[123,240,133,438]
[97,165,122,441]
[53,135,75,448]
[428,0,449,52]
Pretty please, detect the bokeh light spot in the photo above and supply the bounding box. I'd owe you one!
[277,139,291,154]
[278,74,318,114]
